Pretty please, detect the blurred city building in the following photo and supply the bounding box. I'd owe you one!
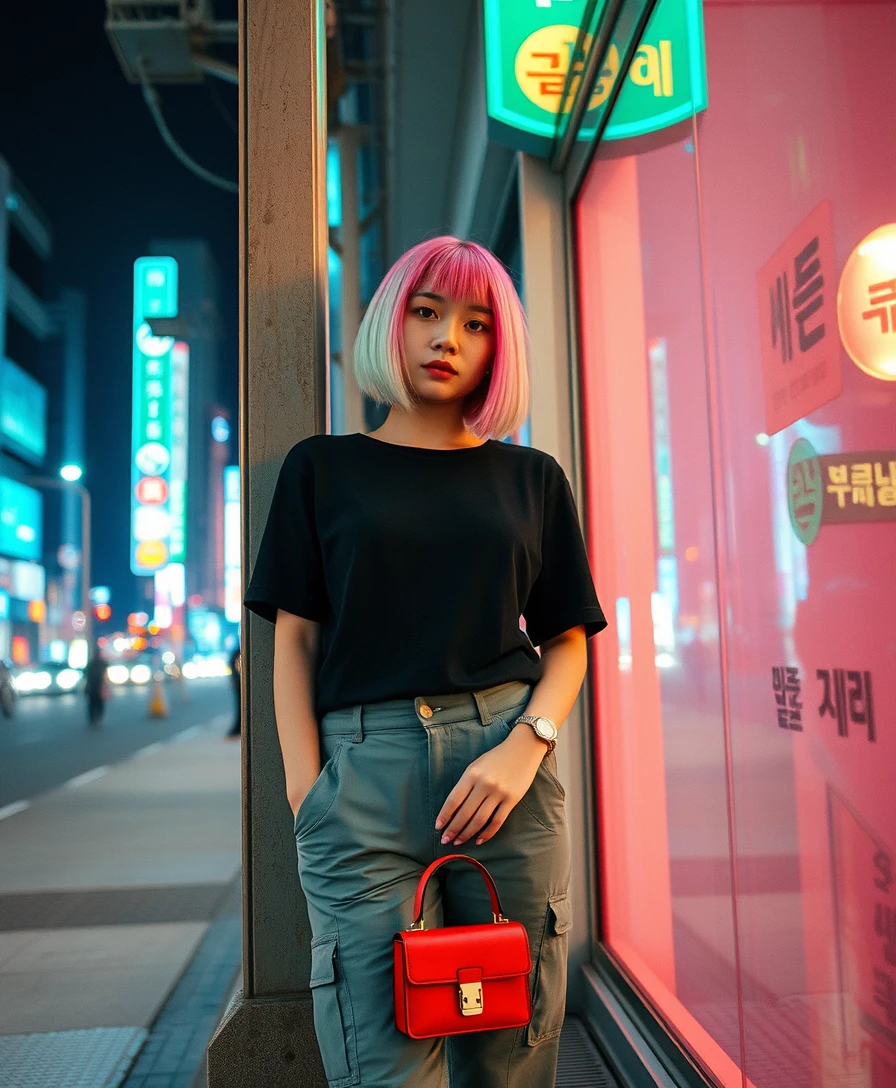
[0,155,88,666]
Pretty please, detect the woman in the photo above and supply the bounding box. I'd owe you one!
[244,236,607,1087]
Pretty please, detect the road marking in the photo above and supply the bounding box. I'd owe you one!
[171,725,203,743]
[65,766,112,789]
[0,800,30,821]
[133,742,165,759]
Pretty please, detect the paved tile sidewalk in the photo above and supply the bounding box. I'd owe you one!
[0,715,241,1087]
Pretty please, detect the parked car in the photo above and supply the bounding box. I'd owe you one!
[11,662,85,697]
[0,658,16,717]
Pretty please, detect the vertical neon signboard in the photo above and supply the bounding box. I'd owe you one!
[223,465,241,623]
[169,341,189,562]
[130,257,178,576]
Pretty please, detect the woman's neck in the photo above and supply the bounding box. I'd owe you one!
[366,415,485,449]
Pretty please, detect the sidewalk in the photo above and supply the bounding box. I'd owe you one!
[0,714,242,1088]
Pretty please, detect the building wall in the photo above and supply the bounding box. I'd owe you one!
[148,238,229,607]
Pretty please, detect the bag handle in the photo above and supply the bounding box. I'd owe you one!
[408,853,508,931]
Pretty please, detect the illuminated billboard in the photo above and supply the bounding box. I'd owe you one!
[130,257,178,575]
[223,464,240,623]
[0,358,47,464]
[169,341,189,562]
[0,477,42,561]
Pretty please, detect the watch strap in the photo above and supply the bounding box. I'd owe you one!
[513,715,557,754]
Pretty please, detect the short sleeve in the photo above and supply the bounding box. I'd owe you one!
[523,474,607,648]
[243,446,330,625]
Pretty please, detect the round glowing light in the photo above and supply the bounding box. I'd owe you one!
[211,416,230,443]
[60,464,83,482]
[56,668,82,691]
[108,665,130,685]
[837,223,896,382]
[13,671,35,693]
[135,540,169,570]
[135,442,170,476]
[136,321,175,358]
[130,664,153,684]
[755,433,770,446]
[32,671,52,691]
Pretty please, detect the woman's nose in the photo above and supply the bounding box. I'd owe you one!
[432,321,459,352]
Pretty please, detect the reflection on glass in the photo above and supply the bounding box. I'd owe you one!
[577,0,896,1083]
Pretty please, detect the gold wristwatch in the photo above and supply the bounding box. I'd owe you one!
[513,715,558,755]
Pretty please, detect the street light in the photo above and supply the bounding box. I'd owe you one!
[25,468,93,653]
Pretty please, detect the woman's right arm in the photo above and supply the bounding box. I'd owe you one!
[273,609,323,818]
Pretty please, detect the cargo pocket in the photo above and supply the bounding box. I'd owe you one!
[309,933,359,1086]
[526,893,572,1046]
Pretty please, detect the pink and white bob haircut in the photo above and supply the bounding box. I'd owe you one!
[353,236,530,441]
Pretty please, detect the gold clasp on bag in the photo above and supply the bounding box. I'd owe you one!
[458,980,483,1016]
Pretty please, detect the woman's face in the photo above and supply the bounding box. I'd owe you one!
[401,286,496,403]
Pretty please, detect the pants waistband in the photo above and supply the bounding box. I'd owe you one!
[319,680,533,741]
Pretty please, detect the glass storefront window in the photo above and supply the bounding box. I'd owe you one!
[576,2,896,1085]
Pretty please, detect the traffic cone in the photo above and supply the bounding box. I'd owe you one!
[148,670,169,718]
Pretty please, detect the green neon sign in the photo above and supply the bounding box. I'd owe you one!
[483,0,707,153]
[131,257,178,576]
[484,0,594,153]
[602,0,707,141]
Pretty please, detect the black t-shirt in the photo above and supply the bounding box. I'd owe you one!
[244,433,607,719]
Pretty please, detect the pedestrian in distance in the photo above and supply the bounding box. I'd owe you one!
[244,236,607,1087]
[84,647,109,729]
[226,646,241,740]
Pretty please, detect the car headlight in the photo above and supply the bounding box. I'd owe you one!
[13,671,34,693]
[130,664,152,685]
[32,671,52,691]
[107,665,130,685]
[56,669,82,691]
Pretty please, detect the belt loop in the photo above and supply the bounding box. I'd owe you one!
[473,690,494,726]
[351,703,364,743]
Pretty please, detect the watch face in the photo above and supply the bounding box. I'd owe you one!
[534,718,554,740]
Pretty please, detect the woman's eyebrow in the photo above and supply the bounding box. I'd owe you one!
[412,291,493,317]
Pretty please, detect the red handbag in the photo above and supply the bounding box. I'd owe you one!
[393,854,533,1039]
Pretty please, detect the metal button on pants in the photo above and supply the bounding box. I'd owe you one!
[294,679,572,1088]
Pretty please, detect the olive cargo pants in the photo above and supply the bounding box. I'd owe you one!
[294,679,572,1088]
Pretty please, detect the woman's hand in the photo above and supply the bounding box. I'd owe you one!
[435,726,550,846]
[287,764,322,820]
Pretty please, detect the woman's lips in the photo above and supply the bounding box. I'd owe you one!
[423,363,456,377]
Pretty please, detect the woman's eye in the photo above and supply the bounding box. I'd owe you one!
[415,306,435,318]
[467,320,488,333]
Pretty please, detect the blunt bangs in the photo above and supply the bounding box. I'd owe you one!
[353,237,530,441]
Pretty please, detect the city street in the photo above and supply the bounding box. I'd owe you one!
[0,677,243,1087]
[0,678,237,810]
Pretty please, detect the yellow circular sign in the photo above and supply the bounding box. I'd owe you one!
[515,25,619,116]
[837,224,896,382]
[136,540,169,570]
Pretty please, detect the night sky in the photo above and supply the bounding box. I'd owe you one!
[1,0,239,619]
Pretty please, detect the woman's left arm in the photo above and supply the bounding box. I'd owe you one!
[434,626,589,847]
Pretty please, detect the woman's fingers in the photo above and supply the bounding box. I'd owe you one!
[446,796,501,846]
[434,774,475,834]
[438,784,488,844]
[473,800,513,845]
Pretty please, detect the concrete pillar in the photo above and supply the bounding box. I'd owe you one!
[206,0,328,1084]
